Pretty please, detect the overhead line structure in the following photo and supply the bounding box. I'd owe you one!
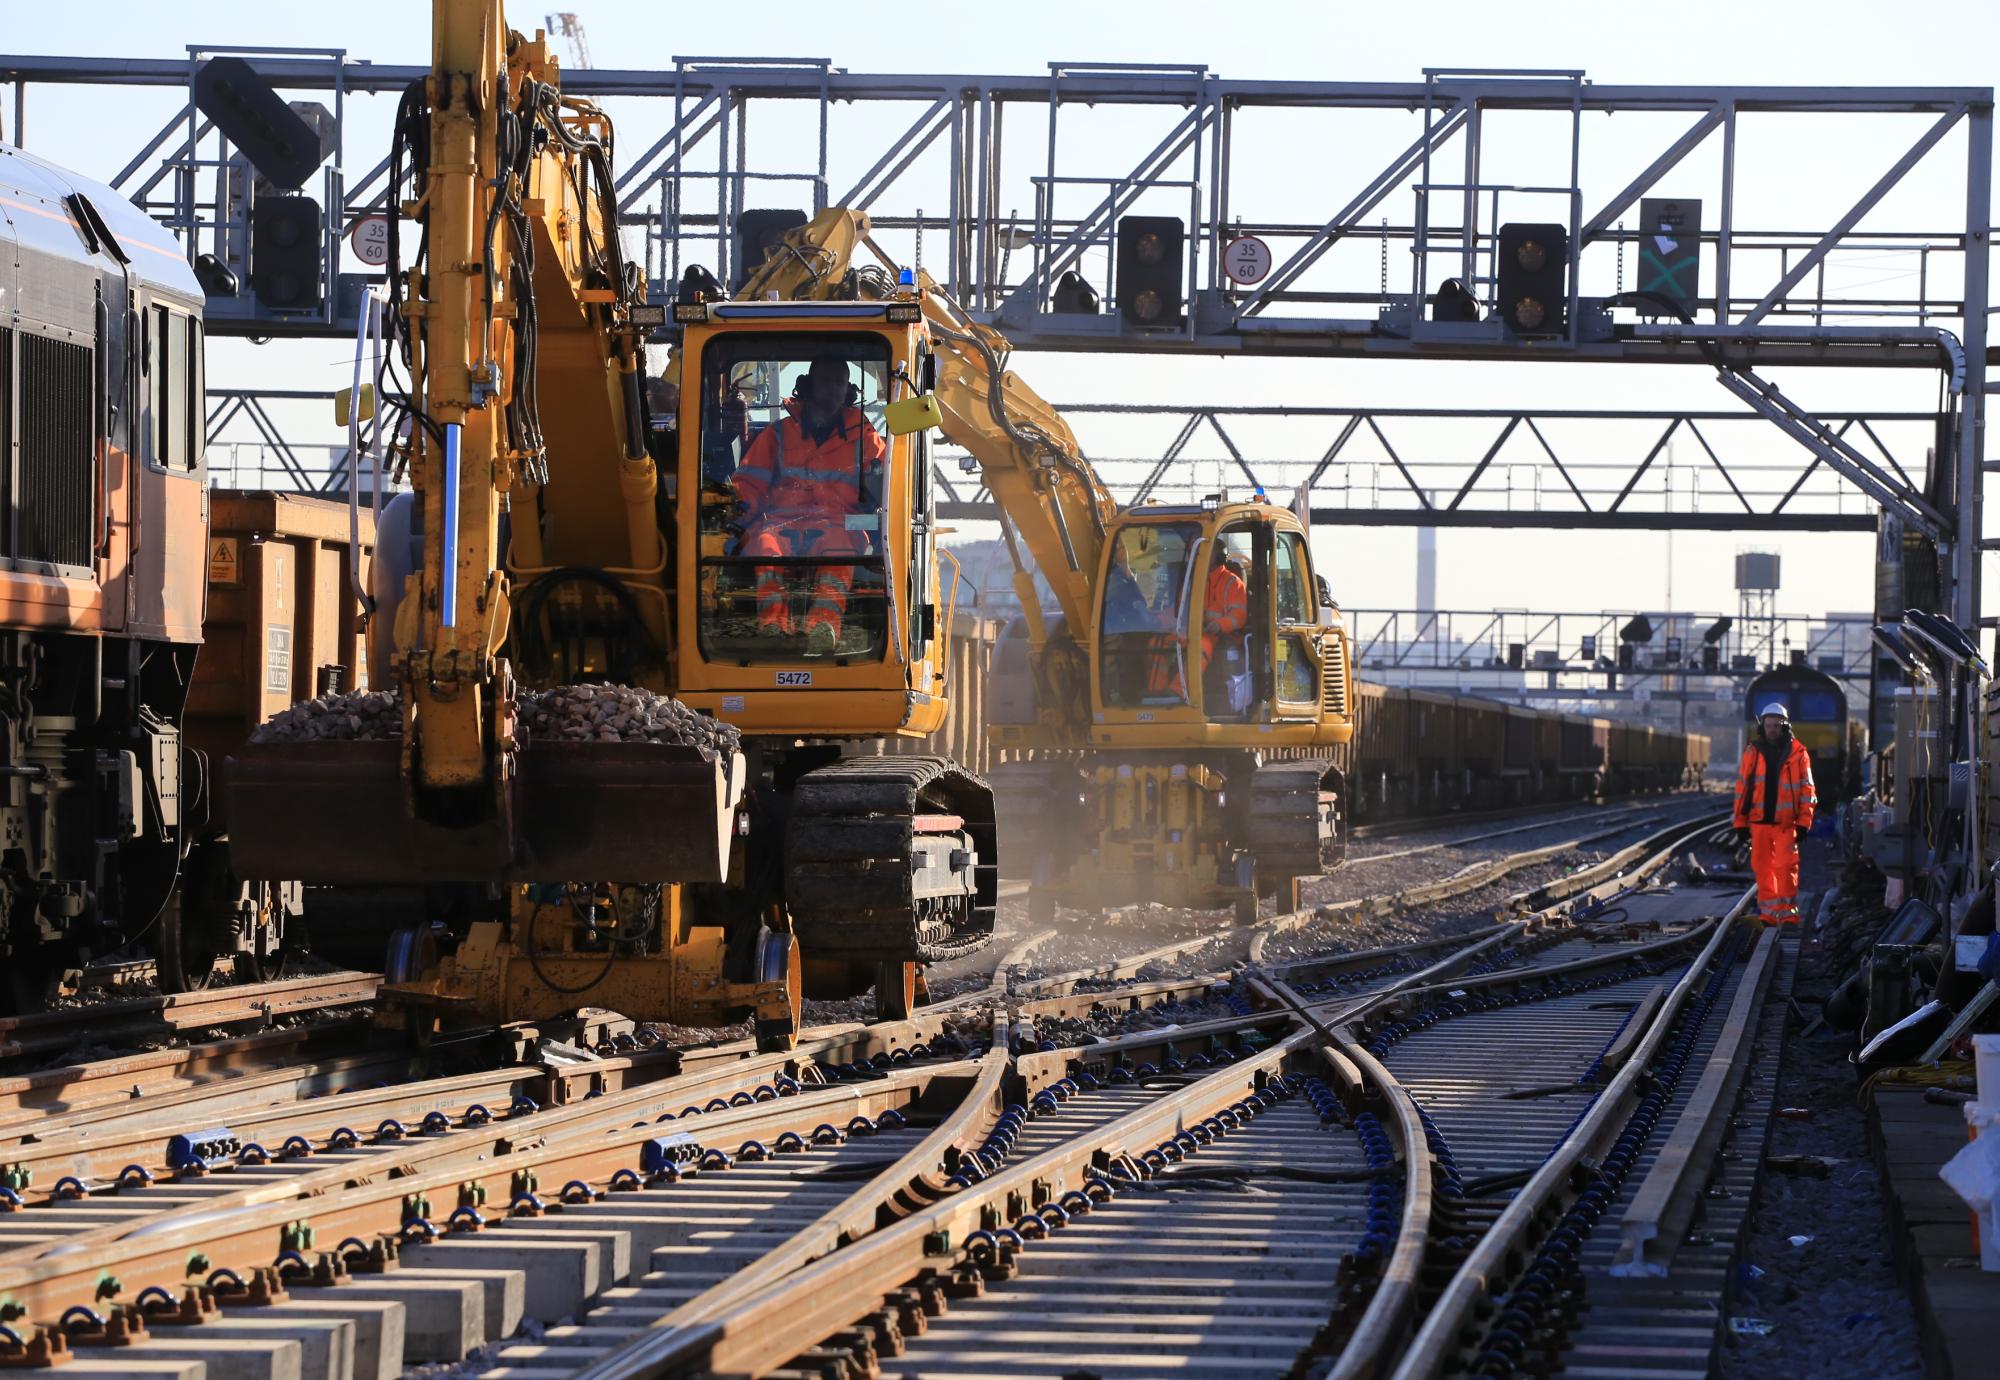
[0,55,1988,617]
[928,402,1934,531]
[205,386,1928,533]
[1339,607,1873,679]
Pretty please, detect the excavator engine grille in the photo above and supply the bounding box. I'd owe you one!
[1319,630,1349,718]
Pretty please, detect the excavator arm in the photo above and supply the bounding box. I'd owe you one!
[229,1,736,892]
[397,0,659,800]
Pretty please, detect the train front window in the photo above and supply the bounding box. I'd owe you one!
[1100,523,1198,707]
[695,332,892,664]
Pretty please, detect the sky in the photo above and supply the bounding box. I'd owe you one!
[6,0,1996,627]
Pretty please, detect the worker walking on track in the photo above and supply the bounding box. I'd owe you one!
[1732,703,1817,925]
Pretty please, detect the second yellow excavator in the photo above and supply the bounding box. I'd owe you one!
[713,209,1356,925]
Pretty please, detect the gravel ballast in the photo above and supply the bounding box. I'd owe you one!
[1718,839,1926,1380]
[252,683,741,760]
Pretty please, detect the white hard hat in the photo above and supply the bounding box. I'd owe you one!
[1758,702,1790,721]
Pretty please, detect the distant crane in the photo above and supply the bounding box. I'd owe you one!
[544,12,592,69]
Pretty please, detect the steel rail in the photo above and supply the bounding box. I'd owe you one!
[0,806,1737,1371]
[0,1023,372,1125]
[1343,799,1669,865]
[916,925,1061,1012]
[0,1063,550,1200]
[1325,1037,1434,1380]
[974,804,1714,1011]
[0,1017,985,1275]
[1348,792,1708,843]
[1244,881,1744,1373]
[1610,922,1780,1276]
[994,808,1728,1067]
[620,1038,1016,1329]
[1252,807,1710,952]
[1386,888,1752,1380]
[599,896,1701,1380]
[0,1056,982,1327]
[1250,806,1721,966]
[567,1028,1329,1379]
[0,972,383,1061]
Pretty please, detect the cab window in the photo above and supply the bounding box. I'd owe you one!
[148,305,201,473]
[694,331,892,664]
[1275,531,1311,624]
[1099,522,1197,707]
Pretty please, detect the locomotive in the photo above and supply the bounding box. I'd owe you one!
[0,143,210,1008]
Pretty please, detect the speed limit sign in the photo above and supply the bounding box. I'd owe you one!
[347,214,391,267]
[1222,234,1272,286]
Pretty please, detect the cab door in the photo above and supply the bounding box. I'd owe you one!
[1271,527,1324,721]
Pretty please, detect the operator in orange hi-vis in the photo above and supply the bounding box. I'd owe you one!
[1145,549,1251,699]
[732,356,887,655]
[1731,702,1817,925]
[1202,550,1250,666]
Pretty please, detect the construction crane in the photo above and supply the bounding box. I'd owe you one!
[716,209,1356,925]
[225,1,994,1046]
[543,12,590,68]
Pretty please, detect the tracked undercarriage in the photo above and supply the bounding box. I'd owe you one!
[993,752,1343,925]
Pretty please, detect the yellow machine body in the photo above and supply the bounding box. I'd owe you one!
[231,9,997,1046]
[706,207,1359,922]
[383,891,798,1038]
[991,499,1354,754]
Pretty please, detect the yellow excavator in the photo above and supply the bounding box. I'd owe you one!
[720,209,1356,925]
[225,1,994,1046]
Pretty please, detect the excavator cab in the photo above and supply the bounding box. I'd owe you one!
[672,305,951,742]
[997,496,1353,923]
[1089,501,1344,740]
[690,334,892,664]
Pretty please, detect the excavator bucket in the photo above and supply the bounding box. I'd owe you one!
[225,739,743,885]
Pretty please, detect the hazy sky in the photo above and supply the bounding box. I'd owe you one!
[7,0,1994,624]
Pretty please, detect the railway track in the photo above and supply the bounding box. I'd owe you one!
[1346,794,1687,843]
[0,809,1778,1380]
[0,971,382,1067]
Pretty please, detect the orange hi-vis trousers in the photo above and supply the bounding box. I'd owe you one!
[1750,822,1800,925]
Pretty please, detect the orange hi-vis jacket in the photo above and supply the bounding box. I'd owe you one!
[1202,563,1248,663]
[735,402,886,518]
[1732,736,1816,831]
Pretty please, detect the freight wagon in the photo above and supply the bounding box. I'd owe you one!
[958,623,1705,828]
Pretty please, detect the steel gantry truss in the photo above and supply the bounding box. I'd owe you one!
[1342,607,1872,683]
[0,52,1990,620]
[930,402,1933,531]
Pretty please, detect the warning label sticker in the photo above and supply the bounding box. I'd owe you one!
[209,537,240,585]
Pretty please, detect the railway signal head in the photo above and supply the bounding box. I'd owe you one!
[1116,216,1185,328]
[1497,222,1568,337]
[193,57,331,190]
[733,208,810,290]
[251,195,324,312]
[1051,270,1101,314]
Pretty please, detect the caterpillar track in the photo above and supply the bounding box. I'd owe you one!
[1246,759,1346,900]
[785,755,999,963]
